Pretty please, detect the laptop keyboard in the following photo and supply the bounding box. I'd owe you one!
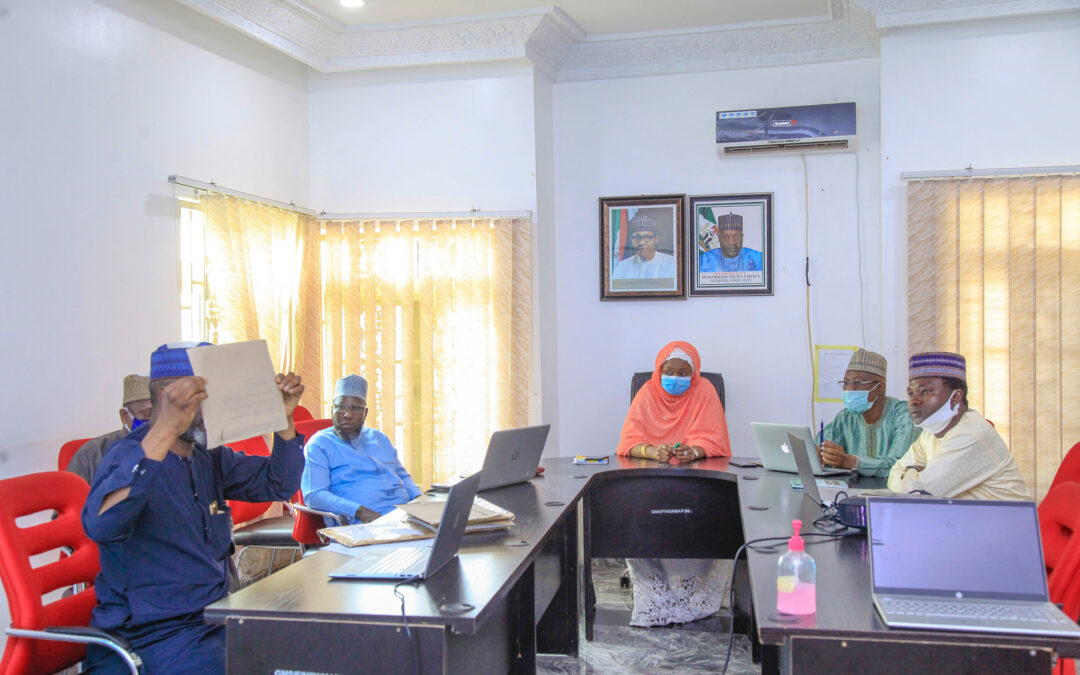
[368,546,429,575]
[883,598,1069,623]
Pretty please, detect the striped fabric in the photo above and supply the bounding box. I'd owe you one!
[908,351,966,381]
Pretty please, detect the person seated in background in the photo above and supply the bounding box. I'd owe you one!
[302,374,422,525]
[67,374,151,484]
[819,348,919,477]
[81,342,306,674]
[887,351,1031,500]
[615,341,732,627]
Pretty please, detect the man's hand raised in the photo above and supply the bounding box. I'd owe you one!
[277,372,305,418]
[141,376,207,462]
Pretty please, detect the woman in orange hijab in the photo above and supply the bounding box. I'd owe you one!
[617,340,733,627]
[617,340,731,461]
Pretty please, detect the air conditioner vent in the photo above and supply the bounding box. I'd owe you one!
[724,139,849,155]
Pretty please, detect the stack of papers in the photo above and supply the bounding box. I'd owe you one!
[397,495,515,532]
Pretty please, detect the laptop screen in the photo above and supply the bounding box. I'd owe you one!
[868,498,1048,601]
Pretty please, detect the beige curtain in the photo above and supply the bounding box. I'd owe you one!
[908,176,1080,500]
[321,217,532,486]
[201,194,323,414]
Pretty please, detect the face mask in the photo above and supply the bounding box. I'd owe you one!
[124,407,147,433]
[842,382,880,414]
[915,391,959,435]
[661,375,691,396]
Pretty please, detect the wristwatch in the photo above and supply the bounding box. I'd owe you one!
[850,456,860,473]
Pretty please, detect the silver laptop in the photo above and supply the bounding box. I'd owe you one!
[868,496,1080,638]
[788,432,867,506]
[751,422,849,476]
[328,472,481,581]
[431,424,550,492]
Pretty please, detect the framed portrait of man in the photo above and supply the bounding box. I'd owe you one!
[599,194,685,300]
[688,193,773,296]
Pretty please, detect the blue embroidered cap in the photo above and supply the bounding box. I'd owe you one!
[334,374,368,402]
[150,341,212,381]
[909,351,966,382]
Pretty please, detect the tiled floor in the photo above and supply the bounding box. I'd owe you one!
[537,559,758,674]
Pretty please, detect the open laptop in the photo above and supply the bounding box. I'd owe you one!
[751,422,849,476]
[788,432,868,506]
[868,496,1080,638]
[431,424,550,492]
[328,472,481,581]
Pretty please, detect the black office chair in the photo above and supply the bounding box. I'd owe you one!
[630,371,724,407]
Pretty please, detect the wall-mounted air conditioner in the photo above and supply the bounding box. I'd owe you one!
[716,102,855,155]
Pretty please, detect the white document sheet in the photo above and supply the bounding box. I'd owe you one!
[186,340,288,447]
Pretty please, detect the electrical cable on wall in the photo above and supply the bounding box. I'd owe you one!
[802,154,816,427]
[853,151,866,346]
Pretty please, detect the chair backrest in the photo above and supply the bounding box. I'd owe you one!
[293,405,314,422]
[295,418,332,440]
[57,438,92,472]
[0,472,100,674]
[1051,441,1080,492]
[630,371,725,407]
[290,500,326,548]
[226,436,273,525]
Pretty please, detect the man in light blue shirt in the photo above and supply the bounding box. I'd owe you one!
[301,375,421,524]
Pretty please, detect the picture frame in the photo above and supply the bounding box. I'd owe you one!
[599,194,685,300]
[688,193,773,296]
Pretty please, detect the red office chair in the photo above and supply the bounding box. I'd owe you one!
[290,493,344,553]
[293,405,314,422]
[0,471,141,674]
[295,418,332,440]
[57,438,92,472]
[1051,442,1080,493]
[1039,481,1080,675]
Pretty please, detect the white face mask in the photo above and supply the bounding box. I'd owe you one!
[915,391,959,435]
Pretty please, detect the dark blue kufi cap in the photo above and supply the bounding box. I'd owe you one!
[150,341,213,381]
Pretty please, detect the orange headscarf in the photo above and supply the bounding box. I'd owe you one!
[616,340,731,457]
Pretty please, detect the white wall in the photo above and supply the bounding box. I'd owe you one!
[307,62,538,213]
[879,12,1080,379]
[0,0,309,635]
[552,60,881,457]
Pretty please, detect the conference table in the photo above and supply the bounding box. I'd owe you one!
[205,455,1080,674]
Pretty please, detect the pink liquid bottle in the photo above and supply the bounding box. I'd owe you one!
[776,519,816,615]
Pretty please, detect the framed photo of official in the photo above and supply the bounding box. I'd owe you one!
[688,193,773,296]
[599,194,686,300]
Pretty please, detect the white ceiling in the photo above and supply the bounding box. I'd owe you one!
[301,0,832,35]
[173,0,1080,80]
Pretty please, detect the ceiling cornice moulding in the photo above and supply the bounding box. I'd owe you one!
[172,0,1078,79]
[858,0,1080,28]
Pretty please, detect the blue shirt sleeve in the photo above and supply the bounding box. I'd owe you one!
[220,432,305,502]
[82,437,166,544]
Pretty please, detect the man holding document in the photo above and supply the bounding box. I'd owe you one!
[82,341,306,675]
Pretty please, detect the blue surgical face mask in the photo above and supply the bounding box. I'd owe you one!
[842,382,881,414]
[131,418,147,431]
[661,375,692,396]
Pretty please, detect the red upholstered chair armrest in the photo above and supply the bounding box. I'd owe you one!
[288,502,346,527]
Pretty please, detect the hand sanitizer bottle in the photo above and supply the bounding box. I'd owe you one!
[776,519,816,615]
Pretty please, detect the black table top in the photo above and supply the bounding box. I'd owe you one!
[208,454,1080,656]
[205,477,582,634]
[738,472,1080,656]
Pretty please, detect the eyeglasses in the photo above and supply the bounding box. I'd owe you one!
[332,403,367,414]
[630,233,657,242]
[125,406,150,422]
[837,379,881,388]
